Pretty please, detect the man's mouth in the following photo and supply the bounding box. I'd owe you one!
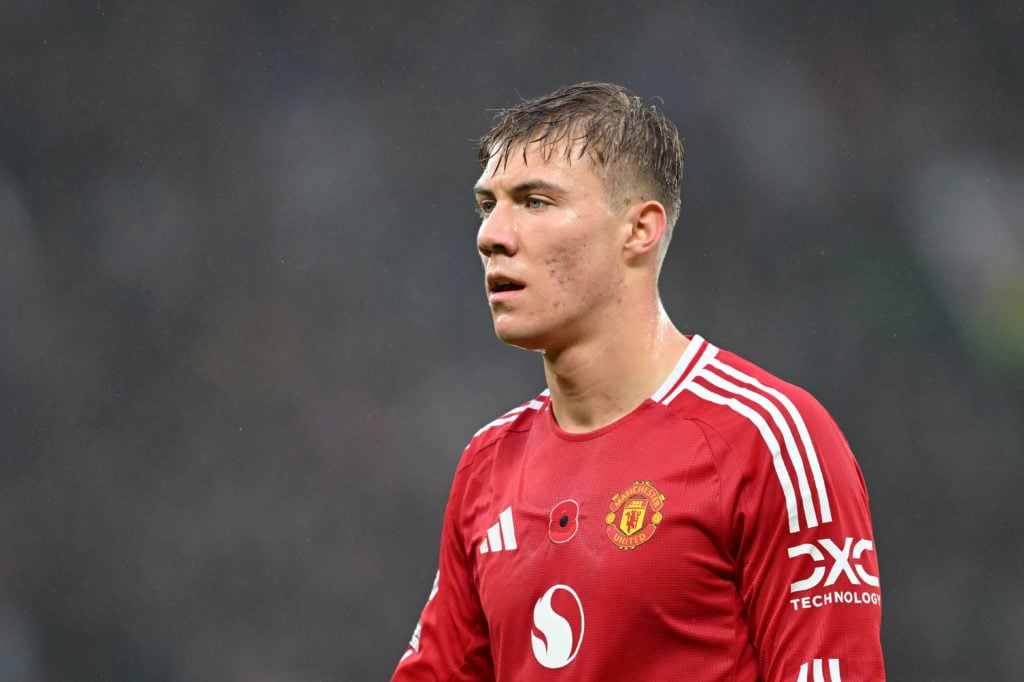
[487,275,525,300]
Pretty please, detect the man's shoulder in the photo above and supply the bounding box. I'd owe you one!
[667,338,830,426]
[714,346,822,404]
[457,390,549,465]
[675,339,855,535]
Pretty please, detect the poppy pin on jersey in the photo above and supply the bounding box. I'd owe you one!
[605,481,665,550]
[549,499,580,543]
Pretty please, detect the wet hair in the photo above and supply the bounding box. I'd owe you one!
[477,81,685,244]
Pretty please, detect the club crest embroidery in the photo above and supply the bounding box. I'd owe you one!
[605,481,665,550]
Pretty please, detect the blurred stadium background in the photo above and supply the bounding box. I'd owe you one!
[1,2,1022,680]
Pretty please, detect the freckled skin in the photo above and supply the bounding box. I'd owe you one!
[474,138,683,433]
[476,144,629,355]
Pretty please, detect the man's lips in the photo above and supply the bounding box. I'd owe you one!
[486,273,525,302]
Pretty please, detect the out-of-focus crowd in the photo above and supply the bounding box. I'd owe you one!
[1,2,1021,680]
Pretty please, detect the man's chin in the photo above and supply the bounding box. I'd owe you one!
[493,324,545,352]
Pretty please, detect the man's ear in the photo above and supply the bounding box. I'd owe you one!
[622,200,668,261]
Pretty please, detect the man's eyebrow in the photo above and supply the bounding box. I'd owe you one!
[473,179,567,197]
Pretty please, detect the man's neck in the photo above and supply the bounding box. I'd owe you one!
[541,312,689,433]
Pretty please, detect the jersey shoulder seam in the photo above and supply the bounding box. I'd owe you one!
[457,391,548,469]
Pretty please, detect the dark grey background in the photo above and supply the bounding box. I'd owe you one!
[2,2,1022,680]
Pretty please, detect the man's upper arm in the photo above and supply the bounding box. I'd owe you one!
[737,398,885,681]
[391,459,493,682]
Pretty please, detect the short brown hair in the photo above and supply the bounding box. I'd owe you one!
[477,81,685,239]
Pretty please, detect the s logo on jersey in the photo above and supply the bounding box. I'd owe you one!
[605,481,665,549]
[531,584,584,669]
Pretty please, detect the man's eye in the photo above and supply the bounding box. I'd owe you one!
[526,197,546,209]
[477,201,495,216]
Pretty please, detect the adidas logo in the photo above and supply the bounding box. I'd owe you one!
[797,659,841,682]
[479,506,517,554]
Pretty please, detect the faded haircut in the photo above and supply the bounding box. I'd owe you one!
[477,81,685,249]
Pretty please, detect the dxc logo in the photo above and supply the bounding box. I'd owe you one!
[787,537,879,593]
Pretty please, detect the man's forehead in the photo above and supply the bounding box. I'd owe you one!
[478,139,593,184]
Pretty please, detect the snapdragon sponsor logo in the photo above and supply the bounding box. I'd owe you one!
[531,584,585,669]
[787,537,880,612]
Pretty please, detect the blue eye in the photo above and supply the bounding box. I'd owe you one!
[526,197,546,209]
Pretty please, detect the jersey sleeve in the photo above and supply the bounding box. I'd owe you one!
[715,389,885,681]
[391,452,494,681]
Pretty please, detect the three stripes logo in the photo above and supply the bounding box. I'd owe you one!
[796,658,841,681]
[657,339,832,534]
[479,506,518,554]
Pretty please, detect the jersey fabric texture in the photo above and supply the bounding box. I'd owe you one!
[393,336,884,681]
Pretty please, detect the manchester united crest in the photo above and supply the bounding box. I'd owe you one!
[605,481,665,550]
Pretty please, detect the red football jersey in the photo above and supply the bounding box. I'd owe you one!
[393,336,884,681]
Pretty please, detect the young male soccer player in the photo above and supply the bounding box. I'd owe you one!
[392,81,884,681]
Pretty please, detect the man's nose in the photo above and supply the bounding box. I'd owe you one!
[477,203,518,258]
